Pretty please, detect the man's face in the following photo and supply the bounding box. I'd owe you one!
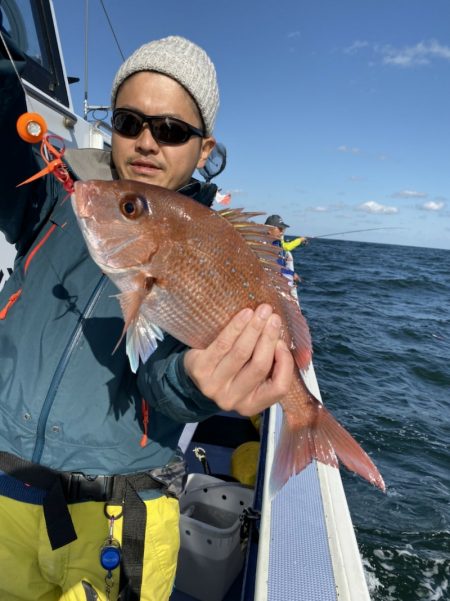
[269,226,284,239]
[111,71,215,191]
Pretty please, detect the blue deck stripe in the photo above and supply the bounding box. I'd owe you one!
[267,407,338,601]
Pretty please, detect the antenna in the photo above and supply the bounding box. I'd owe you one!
[83,0,89,119]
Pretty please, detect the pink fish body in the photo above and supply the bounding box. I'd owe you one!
[72,179,385,494]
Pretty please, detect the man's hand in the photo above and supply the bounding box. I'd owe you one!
[293,272,301,285]
[183,304,294,416]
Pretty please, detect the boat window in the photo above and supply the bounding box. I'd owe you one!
[0,0,69,107]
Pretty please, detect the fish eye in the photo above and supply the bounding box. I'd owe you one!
[120,195,146,219]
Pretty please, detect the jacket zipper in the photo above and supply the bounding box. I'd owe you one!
[31,275,108,464]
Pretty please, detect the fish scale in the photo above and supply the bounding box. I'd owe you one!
[72,179,386,495]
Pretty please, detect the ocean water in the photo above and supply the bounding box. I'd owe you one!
[293,239,450,601]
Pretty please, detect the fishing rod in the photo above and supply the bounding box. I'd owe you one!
[309,227,405,239]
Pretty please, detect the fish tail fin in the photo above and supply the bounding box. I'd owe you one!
[269,399,385,496]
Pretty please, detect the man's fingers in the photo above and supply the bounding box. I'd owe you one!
[233,338,294,415]
[231,312,281,389]
[183,304,294,414]
[204,307,254,368]
[213,310,287,411]
[213,304,275,383]
[184,306,256,392]
[269,339,295,397]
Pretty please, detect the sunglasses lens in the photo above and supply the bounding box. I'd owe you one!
[113,111,143,137]
[152,118,190,144]
[112,110,202,144]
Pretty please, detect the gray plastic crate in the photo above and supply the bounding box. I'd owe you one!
[175,474,254,601]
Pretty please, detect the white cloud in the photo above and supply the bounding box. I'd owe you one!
[307,202,346,213]
[358,201,398,214]
[392,189,428,199]
[344,40,369,55]
[421,200,445,211]
[344,39,450,68]
[287,31,301,39]
[381,40,450,68]
[337,145,361,155]
[349,175,364,182]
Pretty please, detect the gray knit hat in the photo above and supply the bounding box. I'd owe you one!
[111,36,219,135]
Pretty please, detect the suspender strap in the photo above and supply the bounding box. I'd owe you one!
[0,452,165,551]
[44,477,78,549]
[118,476,148,600]
[117,458,188,599]
[0,451,185,597]
[0,451,77,549]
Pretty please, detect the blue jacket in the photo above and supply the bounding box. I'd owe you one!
[0,61,218,477]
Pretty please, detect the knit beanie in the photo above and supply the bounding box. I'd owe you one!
[111,36,219,135]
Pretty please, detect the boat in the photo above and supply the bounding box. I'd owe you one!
[0,2,372,599]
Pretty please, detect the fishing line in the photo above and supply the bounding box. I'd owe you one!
[98,0,125,60]
[310,227,405,239]
[0,27,49,145]
[0,28,34,107]
[0,30,73,190]
[84,0,124,118]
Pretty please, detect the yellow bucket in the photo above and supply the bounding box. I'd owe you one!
[230,441,260,487]
[249,413,261,432]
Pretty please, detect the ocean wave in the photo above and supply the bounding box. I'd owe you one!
[363,540,450,601]
[410,365,450,386]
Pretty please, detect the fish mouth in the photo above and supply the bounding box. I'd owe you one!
[72,181,95,219]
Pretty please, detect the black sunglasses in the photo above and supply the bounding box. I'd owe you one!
[112,108,204,145]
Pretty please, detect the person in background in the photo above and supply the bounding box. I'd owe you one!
[0,35,294,601]
[264,214,306,301]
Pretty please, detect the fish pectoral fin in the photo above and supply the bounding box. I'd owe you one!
[112,288,147,359]
[269,399,386,496]
[116,288,147,333]
[114,286,163,372]
[126,312,164,373]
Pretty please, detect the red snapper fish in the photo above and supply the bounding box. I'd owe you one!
[72,179,385,494]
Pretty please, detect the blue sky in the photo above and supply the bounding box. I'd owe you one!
[53,0,450,250]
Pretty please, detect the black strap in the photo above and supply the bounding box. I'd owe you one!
[0,451,77,549]
[0,452,162,551]
[82,581,99,601]
[118,476,148,600]
[0,451,179,597]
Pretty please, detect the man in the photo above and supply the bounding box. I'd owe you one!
[0,36,293,601]
[265,214,305,301]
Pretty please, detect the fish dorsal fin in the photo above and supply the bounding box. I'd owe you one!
[218,208,312,369]
[267,268,313,370]
[217,208,266,222]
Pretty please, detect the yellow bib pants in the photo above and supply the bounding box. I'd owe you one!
[0,494,180,601]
